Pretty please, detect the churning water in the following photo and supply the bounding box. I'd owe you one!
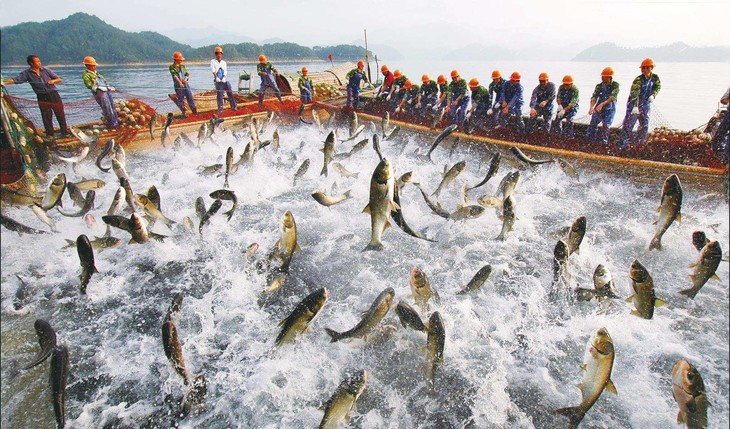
[1,116,728,428]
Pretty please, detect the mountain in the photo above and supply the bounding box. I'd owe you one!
[0,13,190,65]
[0,13,372,65]
[351,40,404,61]
[572,42,730,62]
[442,44,518,61]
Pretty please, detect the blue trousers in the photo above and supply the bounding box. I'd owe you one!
[527,106,553,132]
[215,81,237,112]
[619,102,651,148]
[258,75,282,104]
[498,106,525,133]
[301,91,312,105]
[586,108,615,144]
[94,90,119,129]
[346,85,360,108]
[711,111,730,164]
[419,95,438,116]
[450,97,470,125]
[388,91,406,112]
[551,109,578,138]
[469,104,489,129]
[174,85,197,114]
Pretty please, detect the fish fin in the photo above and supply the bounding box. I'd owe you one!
[712,274,721,281]
[382,219,391,233]
[579,364,586,371]
[362,204,371,214]
[63,239,75,248]
[678,288,698,299]
[574,247,580,255]
[677,410,686,424]
[575,382,583,390]
[630,309,642,317]
[605,379,617,395]
[688,262,698,268]
[675,213,682,222]
[129,238,136,244]
[689,274,695,281]
[294,243,301,252]
[94,266,100,274]
[655,206,661,213]
[363,243,384,251]
[390,200,400,211]
[652,220,658,225]
[625,295,635,303]
[654,298,668,308]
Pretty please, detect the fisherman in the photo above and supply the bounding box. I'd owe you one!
[710,86,730,164]
[467,77,491,130]
[256,54,283,107]
[415,74,438,116]
[618,58,661,149]
[82,56,119,130]
[397,80,420,114]
[388,70,408,112]
[3,55,69,139]
[527,72,556,133]
[487,70,506,127]
[497,72,525,133]
[551,75,580,139]
[446,69,470,126]
[169,51,197,118]
[298,67,314,106]
[376,64,395,99]
[586,67,620,145]
[211,46,238,113]
[345,60,370,109]
[435,74,450,110]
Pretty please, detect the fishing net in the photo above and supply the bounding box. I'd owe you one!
[1,93,44,191]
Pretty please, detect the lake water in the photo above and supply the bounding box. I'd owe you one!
[2,60,729,130]
[1,89,728,428]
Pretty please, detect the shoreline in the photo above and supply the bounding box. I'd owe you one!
[1,58,334,68]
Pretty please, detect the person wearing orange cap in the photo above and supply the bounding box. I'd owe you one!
[551,75,580,138]
[169,51,197,118]
[586,67,620,145]
[387,69,409,112]
[446,70,470,126]
[435,74,450,111]
[487,70,506,126]
[415,74,438,116]
[618,58,661,148]
[526,72,556,133]
[710,86,730,164]
[211,47,238,113]
[3,55,69,138]
[376,65,395,99]
[256,53,282,107]
[396,79,420,114]
[466,78,491,131]
[345,60,370,109]
[82,56,119,129]
[497,72,525,133]
[298,67,314,107]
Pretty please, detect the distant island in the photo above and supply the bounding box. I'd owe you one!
[572,42,730,62]
[0,13,374,66]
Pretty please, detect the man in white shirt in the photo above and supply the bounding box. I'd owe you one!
[210,46,238,113]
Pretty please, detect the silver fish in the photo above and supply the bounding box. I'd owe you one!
[96,139,114,172]
[161,314,189,385]
[24,319,57,369]
[679,240,722,299]
[672,360,708,429]
[77,234,99,294]
[363,158,397,251]
[394,301,427,332]
[496,195,516,241]
[468,152,500,191]
[457,264,493,295]
[312,190,353,207]
[318,370,368,429]
[209,189,237,221]
[649,174,683,250]
[293,159,311,185]
[39,173,66,211]
[31,204,57,232]
[324,287,395,342]
[431,160,466,199]
[50,344,69,429]
[427,124,458,161]
[424,311,445,395]
[566,216,586,256]
[199,199,222,234]
[320,131,337,177]
[626,259,667,319]
[510,146,552,166]
[274,288,328,347]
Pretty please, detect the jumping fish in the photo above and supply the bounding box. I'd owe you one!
[679,240,722,299]
[426,124,458,161]
[50,345,69,429]
[468,152,500,191]
[457,264,493,295]
[274,288,328,347]
[24,319,57,369]
[649,174,682,250]
[318,370,368,429]
[77,234,99,294]
[363,158,398,251]
[555,327,617,428]
[324,288,395,342]
[424,311,445,395]
[510,146,553,166]
[209,189,237,221]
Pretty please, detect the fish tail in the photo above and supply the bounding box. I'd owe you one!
[648,236,662,250]
[555,406,585,429]
[363,242,384,251]
[324,328,343,342]
[678,287,699,299]
[320,164,328,177]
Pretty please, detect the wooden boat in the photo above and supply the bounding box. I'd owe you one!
[316,93,729,192]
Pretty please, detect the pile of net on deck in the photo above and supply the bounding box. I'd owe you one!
[3,91,178,134]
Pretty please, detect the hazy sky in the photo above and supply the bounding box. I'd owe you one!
[1,0,728,57]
